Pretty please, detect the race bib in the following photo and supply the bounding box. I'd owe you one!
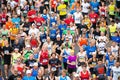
[30,63,34,67]
[42,39,46,42]
[75,18,80,21]
[91,18,95,22]
[51,34,55,37]
[4,50,9,54]
[71,61,76,65]
[94,7,98,11]
[43,59,48,62]
[23,11,27,13]
[101,12,105,15]
[51,67,56,71]
[37,23,41,25]
[2,18,5,21]
[15,22,19,24]
[109,11,114,15]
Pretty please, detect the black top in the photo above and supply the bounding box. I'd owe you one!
[8,74,19,80]
[49,58,61,67]
[25,59,38,68]
[2,46,13,60]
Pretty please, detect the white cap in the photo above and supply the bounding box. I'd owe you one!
[26,70,31,74]
[33,62,38,66]
[56,34,60,38]
[26,45,31,48]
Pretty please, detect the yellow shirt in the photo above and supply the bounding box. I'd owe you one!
[109,4,115,15]
[84,18,91,29]
[12,53,21,64]
[10,28,18,40]
[109,24,117,36]
[57,4,67,16]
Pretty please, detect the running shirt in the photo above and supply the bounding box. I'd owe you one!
[62,49,71,63]
[111,66,120,80]
[90,1,99,13]
[39,32,47,43]
[30,38,38,48]
[89,13,98,23]
[57,4,67,16]
[67,55,77,68]
[12,17,21,28]
[80,71,90,80]
[111,45,119,57]
[81,2,90,13]
[12,53,21,64]
[77,51,86,62]
[96,41,106,54]
[10,28,19,40]
[39,50,49,65]
[73,12,83,24]
[108,4,115,15]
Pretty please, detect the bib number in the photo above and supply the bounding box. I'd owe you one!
[91,18,95,22]
[51,67,56,71]
[43,59,48,63]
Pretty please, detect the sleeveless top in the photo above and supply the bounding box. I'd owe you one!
[80,71,89,80]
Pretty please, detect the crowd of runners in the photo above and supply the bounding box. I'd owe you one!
[0,0,120,80]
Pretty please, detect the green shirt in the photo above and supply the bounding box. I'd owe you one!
[63,30,74,35]
[100,27,106,32]
[24,50,33,61]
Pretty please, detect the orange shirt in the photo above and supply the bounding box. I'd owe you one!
[5,21,13,30]
[71,2,80,10]
[79,38,87,46]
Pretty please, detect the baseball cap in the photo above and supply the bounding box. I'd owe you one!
[26,70,31,74]
[56,34,60,38]
[33,62,38,66]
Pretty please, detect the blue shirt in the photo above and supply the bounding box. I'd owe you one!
[31,68,39,77]
[85,45,96,58]
[50,29,57,39]
[90,1,99,13]
[23,76,36,80]
[49,17,57,27]
[58,24,67,36]
[111,36,120,43]
[42,14,48,21]
[12,17,21,28]
[40,32,47,43]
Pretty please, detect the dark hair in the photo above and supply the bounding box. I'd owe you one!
[51,53,56,56]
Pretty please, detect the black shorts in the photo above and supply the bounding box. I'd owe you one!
[116,1,120,8]
[109,15,115,19]
[68,67,76,74]
[64,2,68,6]
[42,65,48,69]
[4,60,11,65]
[60,15,66,20]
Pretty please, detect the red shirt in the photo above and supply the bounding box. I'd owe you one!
[64,17,74,25]
[30,38,38,48]
[34,17,45,28]
[100,8,106,17]
[80,71,90,80]
[51,0,57,8]
[1,12,7,23]
[89,12,98,23]
[39,50,49,65]
[27,9,36,22]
